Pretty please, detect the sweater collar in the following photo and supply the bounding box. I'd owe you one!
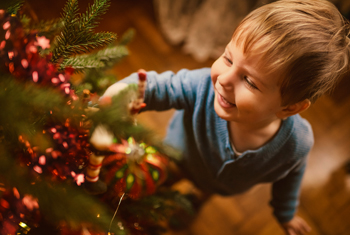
[217,115,295,159]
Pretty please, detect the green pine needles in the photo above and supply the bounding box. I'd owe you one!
[22,17,64,38]
[0,0,24,15]
[60,43,128,71]
[60,28,134,72]
[50,0,117,63]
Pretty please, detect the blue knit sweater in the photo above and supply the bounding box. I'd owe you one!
[117,68,314,223]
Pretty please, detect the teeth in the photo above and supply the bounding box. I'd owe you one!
[221,95,233,105]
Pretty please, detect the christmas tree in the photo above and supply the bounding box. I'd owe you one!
[0,0,195,234]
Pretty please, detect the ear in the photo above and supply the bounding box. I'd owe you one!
[276,99,311,119]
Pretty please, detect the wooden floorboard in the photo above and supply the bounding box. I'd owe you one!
[26,0,350,234]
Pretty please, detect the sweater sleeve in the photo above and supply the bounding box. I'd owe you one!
[270,159,306,223]
[115,68,209,112]
[269,114,314,223]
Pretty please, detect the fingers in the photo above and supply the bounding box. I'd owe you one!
[283,216,312,235]
[103,82,128,98]
[287,228,297,235]
[294,216,311,235]
[299,220,311,234]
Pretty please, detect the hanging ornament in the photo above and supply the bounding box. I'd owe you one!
[83,68,149,197]
[103,137,169,200]
[99,69,170,200]
[84,124,115,195]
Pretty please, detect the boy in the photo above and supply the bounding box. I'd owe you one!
[103,0,350,234]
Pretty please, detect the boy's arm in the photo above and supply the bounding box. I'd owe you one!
[270,162,305,222]
[270,161,311,234]
[104,69,207,111]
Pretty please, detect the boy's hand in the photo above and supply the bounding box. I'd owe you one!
[281,216,311,235]
[103,82,128,98]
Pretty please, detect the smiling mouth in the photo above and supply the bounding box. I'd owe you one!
[218,93,236,108]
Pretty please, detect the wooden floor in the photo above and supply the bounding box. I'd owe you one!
[27,0,350,234]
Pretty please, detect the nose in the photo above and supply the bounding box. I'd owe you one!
[217,68,237,90]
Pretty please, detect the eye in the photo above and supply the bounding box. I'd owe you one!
[223,55,233,65]
[244,76,259,90]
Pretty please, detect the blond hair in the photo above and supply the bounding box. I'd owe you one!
[232,0,350,105]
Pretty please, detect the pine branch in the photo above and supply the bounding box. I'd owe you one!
[61,0,79,28]
[78,0,111,32]
[64,58,106,70]
[0,74,81,147]
[60,45,128,71]
[0,0,24,14]
[72,32,116,53]
[120,189,195,235]
[74,69,117,95]
[118,28,135,46]
[51,0,117,63]
[22,17,64,38]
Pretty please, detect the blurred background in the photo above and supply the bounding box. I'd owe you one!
[25,0,350,234]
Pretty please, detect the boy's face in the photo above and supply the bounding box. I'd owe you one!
[211,39,285,127]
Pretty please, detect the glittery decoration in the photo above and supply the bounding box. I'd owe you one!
[18,221,31,234]
[0,186,40,234]
[22,195,39,211]
[33,165,42,174]
[20,59,28,68]
[38,155,46,165]
[0,13,74,97]
[34,35,50,50]
[5,30,10,40]
[71,172,85,186]
[3,22,10,30]
[13,188,20,199]
[17,116,91,183]
[8,51,14,60]
[0,40,5,49]
[32,71,38,82]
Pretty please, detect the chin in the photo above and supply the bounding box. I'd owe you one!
[214,101,235,122]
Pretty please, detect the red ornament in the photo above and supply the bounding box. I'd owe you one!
[103,138,169,200]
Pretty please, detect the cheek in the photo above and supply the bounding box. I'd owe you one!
[211,73,217,85]
[236,93,281,117]
[210,59,221,84]
[235,91,260,111]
